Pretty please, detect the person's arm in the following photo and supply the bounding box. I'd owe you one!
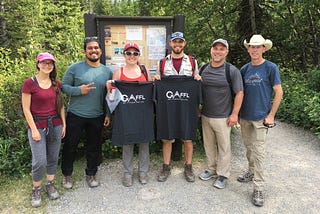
[62,67,82,96]
[227,90,244,126]
[60,105,66,138]
[21,93,41,141]
[264,84,283,125]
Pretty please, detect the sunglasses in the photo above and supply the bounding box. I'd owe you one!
[84,36,98,42]
[124,51,140,56]
[263,122,276,128]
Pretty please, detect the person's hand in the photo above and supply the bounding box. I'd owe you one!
[227,114,238,127]
[61,125,66,139]
[153,74,161,80]
[106,80,115,90]
[81,82,96,94]
[104,116,110,127]
[31,129,41,142]
[194,74,201,81]
[264,114,275,126]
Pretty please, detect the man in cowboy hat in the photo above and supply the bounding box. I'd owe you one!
[238,34,283,207]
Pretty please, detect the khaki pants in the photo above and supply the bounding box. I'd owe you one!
[240,119,267,191]
[201,115,231,178]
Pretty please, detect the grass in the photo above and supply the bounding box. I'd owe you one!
[0,142,206,213]
[0,157,86,213]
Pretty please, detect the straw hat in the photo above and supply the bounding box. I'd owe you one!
[244,34,273,51]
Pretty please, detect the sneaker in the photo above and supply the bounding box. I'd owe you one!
[213,176,227,189]
[252,190,264,207]
[139,174,148,185]
[157,164,171,182]
[62,175,73,189]
[199,170,217,181]
[184,164,195,182]
[86,175,99,188]
[237,170,254,183]
[122,174,133,187]
[45,180,60,200]
[31,186,42,207]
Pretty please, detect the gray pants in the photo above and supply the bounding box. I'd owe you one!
[122,143,149,176]
[28,125,62,181]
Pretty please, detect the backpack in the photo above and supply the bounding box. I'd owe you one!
[159,55,196,76]
[199,62,234,99]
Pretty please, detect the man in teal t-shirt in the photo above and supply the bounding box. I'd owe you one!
[61,37,112,189]
[238,35,283,207]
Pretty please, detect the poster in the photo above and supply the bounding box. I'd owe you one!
[104,24,166,71]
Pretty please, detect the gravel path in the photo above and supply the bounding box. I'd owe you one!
[47,122,320,214]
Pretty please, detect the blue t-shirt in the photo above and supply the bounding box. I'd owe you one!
[240,60,281,120]
[62,61,112,118]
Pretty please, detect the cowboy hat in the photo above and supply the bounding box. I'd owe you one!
[244,34,273,51]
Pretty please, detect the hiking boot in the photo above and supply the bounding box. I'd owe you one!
[45,180,60,200]
[31,186,42,207]
[122,174,133,187]
[213,176,227,189]
[139,174,148,185]
[237,170,254,183]
[184,164,195,182]
[86,175,99,188]
[199,170,217,181]
[62,175,73,189]
[157,164,171,182]
[252,190,264,207]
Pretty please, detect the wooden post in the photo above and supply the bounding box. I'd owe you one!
[171,14,185,161]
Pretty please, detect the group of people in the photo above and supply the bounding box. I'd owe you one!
[22,32,282,208]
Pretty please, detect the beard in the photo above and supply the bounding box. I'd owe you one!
[172,48,183,55]
[87,57,100,63]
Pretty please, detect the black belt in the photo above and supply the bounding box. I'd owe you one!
[33,114,59,129]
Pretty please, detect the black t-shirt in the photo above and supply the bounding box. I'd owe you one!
[112,81,154,146]
[154,76,201,140]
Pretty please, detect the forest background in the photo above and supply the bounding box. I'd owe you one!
[0,0,320,178]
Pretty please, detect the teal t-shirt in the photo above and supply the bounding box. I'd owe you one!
[240,60,281,120]
[62,61,112,118]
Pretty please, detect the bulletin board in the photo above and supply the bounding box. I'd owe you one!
[103,24,167,73]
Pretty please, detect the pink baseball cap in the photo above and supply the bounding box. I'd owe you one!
[37,52,55,62]
[124,42,140,52]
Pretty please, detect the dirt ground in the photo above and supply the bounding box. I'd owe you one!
[47,121,320,214]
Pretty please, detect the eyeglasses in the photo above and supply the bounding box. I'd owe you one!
[124,51,140,56]
[171,32,184,39]
[40,62,54,66]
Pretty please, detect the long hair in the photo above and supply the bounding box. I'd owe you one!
[50,66,63,117]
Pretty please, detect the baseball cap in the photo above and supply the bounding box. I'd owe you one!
[212,39,229,49]
[124,42,140,52]
[37,52,55,62]
[170,32,185,41]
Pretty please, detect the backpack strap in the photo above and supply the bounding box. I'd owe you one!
[139,64,148,81]
[188,55,196,76]
[225,62,234,99]
[225,62,231,84]
[199,62,209,75]
[32,76,39,86]
[159,57,166,76]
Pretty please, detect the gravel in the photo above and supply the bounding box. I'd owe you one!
[47,121,320,214]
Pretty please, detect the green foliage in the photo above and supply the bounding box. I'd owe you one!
[277,68,320,137]
[0,48,32,177]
